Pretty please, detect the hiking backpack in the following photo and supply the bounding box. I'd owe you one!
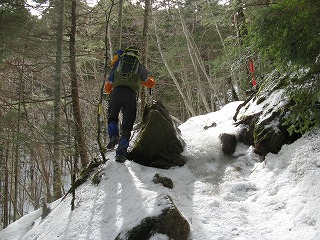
[113,47,142,90]
[116,48,140,78]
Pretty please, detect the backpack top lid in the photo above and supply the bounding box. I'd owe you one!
[119,47,140,74]
[124,47,140,56]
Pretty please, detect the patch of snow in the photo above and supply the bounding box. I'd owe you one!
[1,102,320,240]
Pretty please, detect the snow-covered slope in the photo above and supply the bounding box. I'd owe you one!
[1,101,319,240]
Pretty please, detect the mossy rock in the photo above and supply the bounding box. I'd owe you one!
[127,101,185,169]
[253,123,288,156]
[115,195,190,240]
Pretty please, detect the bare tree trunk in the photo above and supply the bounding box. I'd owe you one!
[53,0,65,200]
[118,0,123,49]
[179,10,211,113]
[97,0,116,62]
[36,147,52,202]
[180,69,194,107]
[205,0,227,52]
[107,25,113,60]
[153,18,196,117]
[0,148,2,227]
[2,141,10,228]
[140,0,151,115]
[190,38,223,108]
[13,76,22,221]
[178,7,222,110]
[13,48,30,221]
[70,0,89,168]
[206,0,239,103]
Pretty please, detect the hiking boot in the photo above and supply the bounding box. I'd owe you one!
[115,154,126,163]
[106,135,119,149]
[115,138,129,162]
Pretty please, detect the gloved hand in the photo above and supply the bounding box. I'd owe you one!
[104,82,113,94]
[142,76,156,88]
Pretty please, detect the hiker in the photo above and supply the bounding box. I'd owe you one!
[104,47,156,162]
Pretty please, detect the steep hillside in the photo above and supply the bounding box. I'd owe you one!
[1,102,320,240]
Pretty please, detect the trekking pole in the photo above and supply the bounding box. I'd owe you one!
[149,75,154,101]
[97,76,107,162]
[149,87,154,102]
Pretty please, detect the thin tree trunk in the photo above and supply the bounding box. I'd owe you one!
[0,148,2,227]
[36,147,52,202]
[101,0,116,67]
[206,0,226,52]
[107,25,113,61]
[214,21,226,52]
[13,75,22,221]
[70,0,89,167]
[179,10,211,113]
[118,0,123,49]
[178,7,222,109]
[153,18,196,117]
[140,0,151,114]
[13,48,29,221]
[53,0,65,200]
[3,141,10,228]
[180,69,193,107]
[71,150,78,211]
[190,37,223,108]
[97,0,116,62]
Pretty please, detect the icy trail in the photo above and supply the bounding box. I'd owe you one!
[1,102,319,240]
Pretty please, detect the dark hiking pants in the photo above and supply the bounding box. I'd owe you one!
[107,86,137,141]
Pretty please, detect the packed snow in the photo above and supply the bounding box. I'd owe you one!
[1,101,320,240]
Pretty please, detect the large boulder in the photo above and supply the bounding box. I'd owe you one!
[127,101,186,169]
[115,195,190,240]
[235,71,301,157]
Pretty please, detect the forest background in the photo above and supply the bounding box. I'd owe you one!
[1,0,319,230]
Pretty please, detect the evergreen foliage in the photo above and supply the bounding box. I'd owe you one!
[248,0,320,134]
[282,71,320,135]
[0,1,33,62]
[248,0,320,69]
